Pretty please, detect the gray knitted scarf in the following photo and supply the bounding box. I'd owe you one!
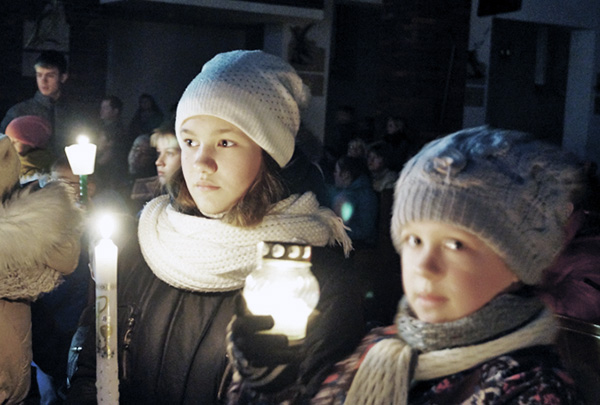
[346,293,555,404]
[396,293,545,351]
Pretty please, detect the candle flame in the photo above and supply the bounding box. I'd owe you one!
[77,135,90,144]
[97,214,115,239]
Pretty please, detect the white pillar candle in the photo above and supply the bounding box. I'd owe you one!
[94,215,119,404]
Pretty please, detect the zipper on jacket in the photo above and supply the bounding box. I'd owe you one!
[121,309,136,381]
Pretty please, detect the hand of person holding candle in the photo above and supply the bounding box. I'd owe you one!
[227,294,308,393]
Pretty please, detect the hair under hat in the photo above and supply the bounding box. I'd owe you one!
[5,115,52,149]
[391,126,583,285]
[175,50,310,167]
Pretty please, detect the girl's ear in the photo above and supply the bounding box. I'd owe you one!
[565,202,575,219]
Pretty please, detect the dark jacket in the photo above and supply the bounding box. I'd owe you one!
[67,230,364,404]
[314,326,583,404]
[0,91,82,156]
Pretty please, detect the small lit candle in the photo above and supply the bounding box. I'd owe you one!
[244,242,319,341]
[65,135,97,204]
[94,214,119,404]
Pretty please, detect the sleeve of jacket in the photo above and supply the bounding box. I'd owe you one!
[64,305,97,405]
[299,246,365,397]
[227,246,366,404]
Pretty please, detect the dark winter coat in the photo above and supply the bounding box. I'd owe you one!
[66,232,364,405]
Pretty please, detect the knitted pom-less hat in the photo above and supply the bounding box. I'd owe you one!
[5,115,52,149]
[175,50,310,167]
[391,126,582,285]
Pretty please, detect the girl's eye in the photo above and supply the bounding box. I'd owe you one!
[183,138,196,147]
[218,139,236,148]
[404,234,421,247]
[444,239,464,250]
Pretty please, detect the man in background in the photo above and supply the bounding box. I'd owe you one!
[1,50,79,157]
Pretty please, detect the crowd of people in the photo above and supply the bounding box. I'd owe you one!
[0,48,599,405]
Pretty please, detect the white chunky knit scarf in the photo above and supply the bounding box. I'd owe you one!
[138,192,352,292]
[345,304,557,404]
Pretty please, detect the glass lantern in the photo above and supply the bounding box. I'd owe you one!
[244,241,320,341]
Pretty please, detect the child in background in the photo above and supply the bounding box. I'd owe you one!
[130,121,181,213]
[5,115,54,182]
[330,155,378,248]
[367,140,398,192]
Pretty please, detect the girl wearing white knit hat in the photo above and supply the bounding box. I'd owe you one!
[67,50,364,404]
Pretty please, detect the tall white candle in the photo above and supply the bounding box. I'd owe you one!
[94,215,119,404]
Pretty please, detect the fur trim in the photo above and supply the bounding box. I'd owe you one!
[0,182,84,300]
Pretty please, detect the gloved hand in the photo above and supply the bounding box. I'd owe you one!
[227,294,304,393]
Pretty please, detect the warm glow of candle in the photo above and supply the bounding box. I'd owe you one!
[244,242,319,341]
[65,135,96,175]
[94,214,119,403]
[77,134,90,144]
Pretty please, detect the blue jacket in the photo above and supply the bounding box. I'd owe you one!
[329,175,378,247]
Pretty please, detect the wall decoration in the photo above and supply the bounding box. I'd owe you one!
[288,23,325,96]
[22,0,70,76]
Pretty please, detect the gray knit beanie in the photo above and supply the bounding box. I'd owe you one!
[175,50,310,167]
[391,126,582,285]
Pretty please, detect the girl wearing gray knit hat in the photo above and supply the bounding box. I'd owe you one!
[67,50,364,404]
[304,126,585,404]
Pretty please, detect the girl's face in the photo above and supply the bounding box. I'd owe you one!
[155,136,181,186]
[399,221,518,324]
[367,151,384,173]
[179,115,263,216]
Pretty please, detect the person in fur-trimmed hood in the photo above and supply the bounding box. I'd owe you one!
[0,134,83,404]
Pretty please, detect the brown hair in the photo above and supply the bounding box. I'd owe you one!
[167,150,287,227]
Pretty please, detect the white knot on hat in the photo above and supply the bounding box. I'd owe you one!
[175,50,311,167]
[391,126,583,285]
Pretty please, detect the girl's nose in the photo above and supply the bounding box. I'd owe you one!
[193,146,217,173]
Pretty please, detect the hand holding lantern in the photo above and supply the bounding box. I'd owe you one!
[243,241,319,341]
[229,243,319,393]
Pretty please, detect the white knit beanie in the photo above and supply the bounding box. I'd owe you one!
[391,126,582,285]
[175,50,311,167]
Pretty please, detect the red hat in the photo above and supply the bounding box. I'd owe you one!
[5,115,52,149]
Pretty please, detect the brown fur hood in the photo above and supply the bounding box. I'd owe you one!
[0,181,84,300]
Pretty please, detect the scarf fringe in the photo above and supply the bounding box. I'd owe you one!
[347,308,557,405]
[316,206,353,257]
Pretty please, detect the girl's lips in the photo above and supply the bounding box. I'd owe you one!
[415,293,447,306]
[194,182,219,191]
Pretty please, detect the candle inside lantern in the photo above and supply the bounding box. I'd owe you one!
[65,135,97,204]
[65,135,96,175]
[94,214,119,404]
[244,242,319,341]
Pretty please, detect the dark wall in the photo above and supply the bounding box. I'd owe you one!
[326,0,471,145]
[0,0,107,124]
[378,0,471,139]
[487,19,569,145]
